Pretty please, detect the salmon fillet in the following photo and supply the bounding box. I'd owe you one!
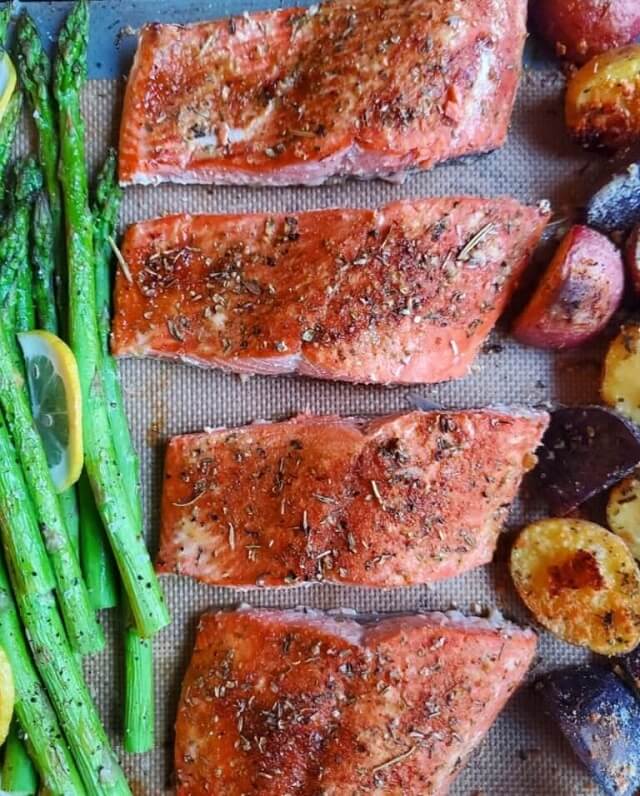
[157,409,547,588]
[119,0,528,186]
[112,198,548,385]
[175,607,537,795]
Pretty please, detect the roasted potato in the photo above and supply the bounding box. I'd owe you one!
[626,225,640,296]
[532,0,640,65]
[608,473,640,559]
[535,407,640,515]
[537,665,640,796]
[511,518,640,654]
[566,45,640,150]
[602,323,640,426]
[587,163,640,234]
[512,225,624,349]
[622,644,640,694]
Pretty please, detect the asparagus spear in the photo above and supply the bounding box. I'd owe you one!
[0,310,104,655]
[94,152,155,752]
[0,2,10,41]
[0,91,22,210]
[14,178,36,335]
[2,721,38,794]
[31,192,83,554]
[0,4,20,211]
[0,410,130,795]
[78,470,118,610]
[0,521,84,794]
[0,157,39,336]
[15,12,66,318]
[54,0,169,638]
[31,194,57,332]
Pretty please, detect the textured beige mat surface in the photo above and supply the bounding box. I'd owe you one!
[20,68,609,794]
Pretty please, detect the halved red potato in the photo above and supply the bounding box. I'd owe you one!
[626,225,640,297]
[602,323,640,426]
[566,44,640,150]
[532,0,640,64]
[513,225,624,349]
[510,518,640,655]
[608,473,640,559]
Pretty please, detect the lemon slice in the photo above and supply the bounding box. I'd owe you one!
[0,52,16,120]
[0,646,14,745]
[18,330,83,492]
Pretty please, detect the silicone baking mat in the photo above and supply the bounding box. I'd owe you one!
[14,3,615,792]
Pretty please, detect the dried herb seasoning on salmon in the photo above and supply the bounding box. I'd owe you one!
[157,409,548,588]
[112,198,548,385]
[175,607,537,795]
[118,0,529,186]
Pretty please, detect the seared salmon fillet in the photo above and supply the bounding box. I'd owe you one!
[112,198,548,385]
[119,0,528,186]
[157,409,547,588]
[175,607,537,795]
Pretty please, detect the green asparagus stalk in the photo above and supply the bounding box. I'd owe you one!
[94,152,155,751]
[54,0,169,638]
[0,4,20,211]
[2,721,38,794]
[74,162,120,612]
[14,188,36,336]
[31,194,57,332]
[0,412,130,795]
[122,604,154,754]
[0,157,39,327]
[0,91,22,210]
[31,192,83,554]
[0,2,10,42]
[0,540,84,793]
[16,11,65,316]
[78,470,118,610]
[0,312,104,655]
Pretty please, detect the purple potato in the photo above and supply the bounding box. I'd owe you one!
[537,665,640,796]
[586,163,640,234]
[535,406,640,515]
[622,646,640,693]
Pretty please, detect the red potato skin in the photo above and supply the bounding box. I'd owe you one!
[626,225,640,297]
[531,0,640,65]
[513,225,624,349]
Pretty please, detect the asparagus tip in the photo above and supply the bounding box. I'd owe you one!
[53,0,89,100]
[15,11,50,88]
[13,156,43,205]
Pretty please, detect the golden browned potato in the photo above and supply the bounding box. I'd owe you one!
[511,518,640,655]
[608,473,640,559]
[532,0,640,65]
[566,44,640,150]
[602,323,640,426]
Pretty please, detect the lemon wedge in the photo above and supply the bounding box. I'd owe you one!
[0,52,16,121]
[0,646,14,745]
[18,330,83,492]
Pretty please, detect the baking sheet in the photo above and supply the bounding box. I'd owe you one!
[17,55,611,794]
